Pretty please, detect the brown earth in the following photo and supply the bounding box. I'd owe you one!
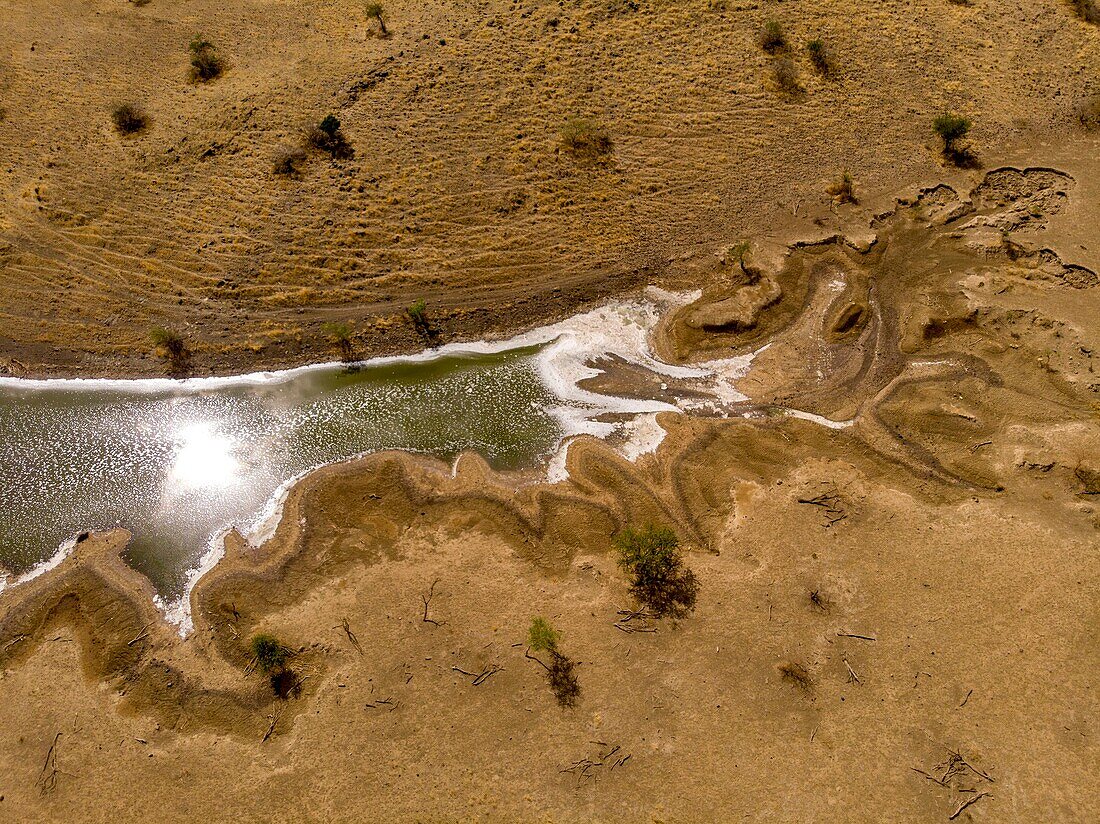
[2,2,1100,822]
[1,0,1099,377]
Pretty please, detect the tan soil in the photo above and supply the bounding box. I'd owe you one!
[2,3,1100,822]
[1,0,1099,377]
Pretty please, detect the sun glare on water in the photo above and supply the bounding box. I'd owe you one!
[168,423,241,491]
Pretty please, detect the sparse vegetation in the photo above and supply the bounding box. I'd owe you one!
[827,170,856,204]
[111,103,148,135]
[614,525,700,619]
[307,114,353,159]
[149,327,189,374]
[525,617,580,707]
[772,58,802,96]
[364,2,389,35]
[559,118,613,165]
[251,634,290,673]
[758,20,787,54]
[933,111,975,165]
[806,39,832,75]
[322,320,354,362]
[188,35,224,82]
[1068,0,1100,24]
[250,634,300,698]
[406,299,437,342]
[272,145,307,176]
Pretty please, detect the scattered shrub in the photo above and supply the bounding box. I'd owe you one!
[272,145,307,176]
[149,326,189,374]
[806,39,831,75]
[364,2,389,35]
[614,525,700,619]
[525,617,579,707]
[772,58,802,96]
[758,20,787,54]
[808,589,830,612]
[1069,0,1100,24]
[406,299,437,341]
[250,634,290,673]
[322,320,354,362]
[932,111,974,165]
[188,35,224,82]
[827,170,856,204]
[111,103,148,135]
[559,117,613,164]
[307,113,353,159]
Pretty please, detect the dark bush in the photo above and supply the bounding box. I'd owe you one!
[559,118,613,164]
[933,111,975,165]
[827,170,856,204]
[307,114,354,159]
[1069,0,1100,24]
[149,326,189,374]
[322,320,354,362]
[758,20,787,54]
[525,618,579,707]
[364,2,389,35]
[111,103,148,135]
[189,35,224,82]
[614,525,700,619]
[806,39,831,75]
[250,633,290,673]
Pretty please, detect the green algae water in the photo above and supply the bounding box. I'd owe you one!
[0,345,560,598]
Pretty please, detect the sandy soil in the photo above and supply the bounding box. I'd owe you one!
[2,163,1099,821]
[1,0,1099,377]
[1,2,1099,821]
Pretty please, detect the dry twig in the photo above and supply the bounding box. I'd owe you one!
[422,579,444,626]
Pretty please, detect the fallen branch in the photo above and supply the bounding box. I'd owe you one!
[338,617,363,655]
[837,632,876,641]
[843,657,861,685]
[127,621,155,647]
[36,733,62,794]
[422,579,444,627]
[949,792,990,820]
[262,708,282,743]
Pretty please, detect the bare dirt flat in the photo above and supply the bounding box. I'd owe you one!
[1,2,1099,823]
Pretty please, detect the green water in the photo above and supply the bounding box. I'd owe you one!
[0,345,561,597]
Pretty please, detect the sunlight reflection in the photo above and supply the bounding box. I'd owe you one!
[168,423,240,491]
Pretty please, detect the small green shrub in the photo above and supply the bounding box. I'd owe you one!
[528,616,560,653]
[526,618,579,706]
[149,326,188,373]
[188,35,224,82]
[364,2,389,34]
[614,525,700,619]
[559,118,613,164]
[111,103,148,135]
[758,20,787,54]
[806,39,831,75]
[322,320,354,362]
[406,299,436,342]
[250,633,290,673]
[933,112,971,151]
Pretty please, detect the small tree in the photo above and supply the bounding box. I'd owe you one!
[111,103,148,135]
[615,525,700,619]
[758,20,787,54]
[364,2,388,35]
[559,118,613,165]
[933,111,972,161]
[188,35,224,82]
[525,618,580,707]
[406,299,436,342]
[806,39,831,75]
[322,320,354,362]
[149,326,189,374]
[307,114,353,159]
